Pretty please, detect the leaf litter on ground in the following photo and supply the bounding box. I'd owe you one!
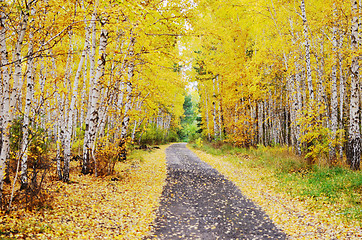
[0,145,168,239]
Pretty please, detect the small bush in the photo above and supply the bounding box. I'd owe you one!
[195,137,203,148]
[297,101,344,165]
[95,138,121,176]
[139,124,166,145]
[5,117,53,211]
[165,130,180,143]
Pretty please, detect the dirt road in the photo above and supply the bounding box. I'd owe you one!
[151,143,286,239]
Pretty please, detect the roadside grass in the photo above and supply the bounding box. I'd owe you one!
[191,142,362,222]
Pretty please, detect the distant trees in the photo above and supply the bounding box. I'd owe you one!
[179,94,198,141]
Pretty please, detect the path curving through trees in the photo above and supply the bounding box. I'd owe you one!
[152,143,286,239]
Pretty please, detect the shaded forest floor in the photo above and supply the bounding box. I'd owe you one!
[189,144,362,239]
[0,146,168,239]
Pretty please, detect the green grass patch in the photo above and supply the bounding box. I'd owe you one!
[193,142,362,221]
[127,149,146,163]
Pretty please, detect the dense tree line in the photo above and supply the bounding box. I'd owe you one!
[0,0,189,206]
[189,0,362,169]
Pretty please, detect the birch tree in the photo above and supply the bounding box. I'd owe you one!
[0,2,10,202]
[82,10,97,175]
[20,6,36,188]
[80,14,108,178]
[347,0,361,170]
[300,0,314,101]
[63,15,92,182]
[119,34,135,161]
[329,10,338,162]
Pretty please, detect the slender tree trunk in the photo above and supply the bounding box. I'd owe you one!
[220,81,226,137]
[9,8,29,124]
[216,76,223,140]
[63,17,91,182]
[85,17,108,176]
[119,35,136,161]
[0,5,11,203]
[330,21,338,162]
[131,120,138,142]
[251,101,258,146]
[82,10,97,175]
[212,77,218,140]
[288,18,302,154]
[301,0,314,101]
[131,101,143,142]
[258,101,264,145]
[294,72,302,155]
[96,98,108,140]
[316,40,327,108]
[61,30,74,182]
[205,86,211,142]
[347,0,361,170]
[80,53,88,127]
[49,50,63,180]
[339,40,345,160]
[20,7,36,187]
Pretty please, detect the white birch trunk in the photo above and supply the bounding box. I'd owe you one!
[205,87,211,142]
[9,9,29,123]
[330,21,338,161]
[0,5,11,198]
[85,18,108,175]
[212,77,218,140]
[258,102,264,145]
[96,101,108,139]
[62,18,91,182]
[80,53,88,127]
[289,18,302,154]
[49,50,62,179]
[119,81,133,158]
[131,120,138,142]
[316,41,327,108]
[119,36,136,160]
[269,94,275,145]
[216,76,223,140]
[300,0,314,101]
[347,0,361,170]
[60,31,73,182]
[338,42,345,159]
[1,8,30,191]
[20,7,36,187]
[131,100,144,141]
[294,72,302,155]
[82,10,97,174]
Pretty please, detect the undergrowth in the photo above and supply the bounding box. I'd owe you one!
[191,141,362,222]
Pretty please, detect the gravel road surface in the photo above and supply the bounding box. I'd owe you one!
[151,143,287,240]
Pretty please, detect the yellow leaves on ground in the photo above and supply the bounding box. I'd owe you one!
[0,146,167,239]
[190,147,362,239]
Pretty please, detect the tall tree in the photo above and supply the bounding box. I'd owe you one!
[347,0,361,170]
